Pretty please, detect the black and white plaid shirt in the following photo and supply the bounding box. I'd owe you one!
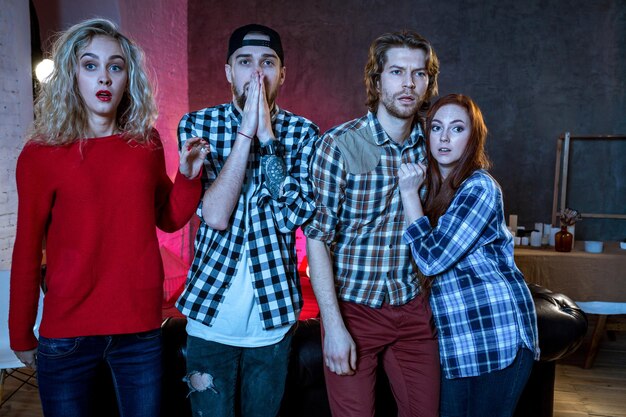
[176,103,319,330]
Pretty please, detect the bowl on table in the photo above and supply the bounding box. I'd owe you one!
[584,241,604,253]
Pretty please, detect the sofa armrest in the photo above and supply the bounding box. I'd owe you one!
[528,283,588,361]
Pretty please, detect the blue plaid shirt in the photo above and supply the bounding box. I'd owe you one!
[176,103,319,330]
[403,170,540,379]
[305,112,426,307]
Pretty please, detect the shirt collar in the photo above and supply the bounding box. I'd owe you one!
[367,110,424,148]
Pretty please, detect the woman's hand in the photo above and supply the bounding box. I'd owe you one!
[15,348,37,371]
[179,137,209,179]
[398,162,426,194]
[398,162,427,225]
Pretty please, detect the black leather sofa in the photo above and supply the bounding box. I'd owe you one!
[97,283,587,417]
[164,284,587,417]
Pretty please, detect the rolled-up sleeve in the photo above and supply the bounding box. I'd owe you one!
[257,125,319,233]
[303,134,346,244]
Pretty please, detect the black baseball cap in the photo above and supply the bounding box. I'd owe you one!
[226,24,284,64]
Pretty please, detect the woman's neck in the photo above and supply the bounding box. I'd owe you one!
[86,116,118,138]
[439,165,450,180]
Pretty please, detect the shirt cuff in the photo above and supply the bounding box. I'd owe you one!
[175,168,202,188]
[178,167,203,181]
[402,216,432,245]
[303,220,335,243]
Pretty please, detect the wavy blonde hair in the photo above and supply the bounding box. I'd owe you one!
[30,18,157,145]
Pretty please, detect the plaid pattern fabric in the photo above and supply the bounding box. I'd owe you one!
[304,112,427,307]
[403,170,540,378]
[176,103,319,330]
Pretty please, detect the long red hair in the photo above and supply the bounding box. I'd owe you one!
[423,94,491,227]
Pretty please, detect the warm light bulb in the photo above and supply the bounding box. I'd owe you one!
[35,59,54,83]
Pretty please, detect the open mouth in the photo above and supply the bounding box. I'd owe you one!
[96,90,112,101]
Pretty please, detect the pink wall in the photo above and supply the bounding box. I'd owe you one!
[118,1,193,262]
[186,1,366,133]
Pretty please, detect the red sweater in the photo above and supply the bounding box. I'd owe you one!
[9,133,201,351]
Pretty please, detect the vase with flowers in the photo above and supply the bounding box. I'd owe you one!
[555,208,582,252]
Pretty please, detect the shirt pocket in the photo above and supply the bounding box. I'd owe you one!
[342,170,397,233]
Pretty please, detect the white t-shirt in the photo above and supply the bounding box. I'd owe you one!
[186,181,291,347]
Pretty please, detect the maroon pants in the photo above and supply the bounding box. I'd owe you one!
[322,294,440,417]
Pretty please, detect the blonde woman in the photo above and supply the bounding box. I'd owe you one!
[9,18,207,417]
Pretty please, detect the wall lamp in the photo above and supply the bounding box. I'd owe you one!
[35,59,54,83]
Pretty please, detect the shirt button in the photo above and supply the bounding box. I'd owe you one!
[389,244,393,249]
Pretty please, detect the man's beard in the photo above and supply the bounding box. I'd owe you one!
[379,90,423,120]
[232,82,279,111]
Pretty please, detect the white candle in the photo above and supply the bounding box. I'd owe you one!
[509,215,518,236]
[542,223,552,245]
[549,227,560,246]
[530,231,542,247]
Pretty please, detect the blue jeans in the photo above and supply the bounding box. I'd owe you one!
[37,329,162,417]
[440,348,534,417]
[185,332,293,417]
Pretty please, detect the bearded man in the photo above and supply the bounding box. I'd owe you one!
[176,24,319,417]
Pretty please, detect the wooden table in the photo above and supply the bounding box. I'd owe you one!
[514,241,626,303]
[514,241,626,368]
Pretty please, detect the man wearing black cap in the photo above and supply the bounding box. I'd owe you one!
[176,24,319,417]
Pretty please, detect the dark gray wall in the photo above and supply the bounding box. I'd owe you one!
[188,0,626,241]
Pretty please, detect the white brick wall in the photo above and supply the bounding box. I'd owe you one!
[0,1,34,270]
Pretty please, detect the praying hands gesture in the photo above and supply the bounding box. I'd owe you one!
[238,71,276,145]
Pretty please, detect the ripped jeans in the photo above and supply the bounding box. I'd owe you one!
[185,333,292,417]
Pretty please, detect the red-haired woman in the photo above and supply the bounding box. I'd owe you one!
[399,94,539,417]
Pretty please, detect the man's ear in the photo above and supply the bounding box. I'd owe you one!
[225,64,232,84]
[279,66,286,86]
